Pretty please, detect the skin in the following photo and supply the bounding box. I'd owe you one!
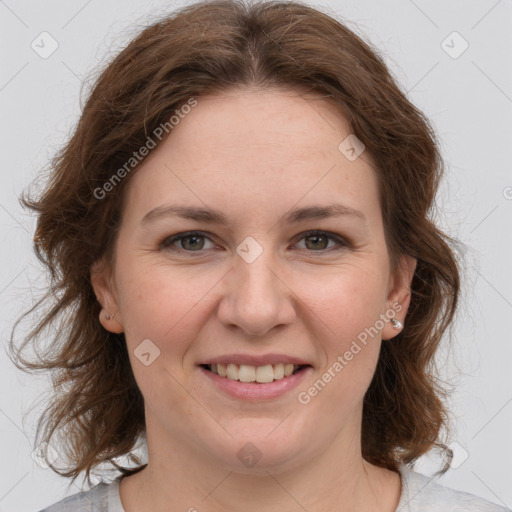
[91,86,416,512]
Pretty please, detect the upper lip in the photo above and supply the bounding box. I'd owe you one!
[200,353,312,367]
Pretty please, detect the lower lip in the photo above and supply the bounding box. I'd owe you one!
[198,366,312,401]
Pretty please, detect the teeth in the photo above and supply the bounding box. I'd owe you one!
[274,363,285,379]
[238,364,256,382]
[226,363,238,380]
[208,362,303,383]
[256,365,274,383]
[217,364,227,377]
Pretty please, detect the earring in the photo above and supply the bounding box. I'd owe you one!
[105,311,116,321]
[391,318,403,330]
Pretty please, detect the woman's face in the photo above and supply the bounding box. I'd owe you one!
[93,87,415,473]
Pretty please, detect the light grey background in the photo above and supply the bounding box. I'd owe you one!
[1,0,511,510]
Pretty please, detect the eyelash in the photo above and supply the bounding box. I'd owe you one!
[160,230,350,255]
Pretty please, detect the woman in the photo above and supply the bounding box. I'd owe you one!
[9,0,509,510]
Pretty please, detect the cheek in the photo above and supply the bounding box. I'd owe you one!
[300,261,387,390]
[305,261,388,336]
[292,264,386,432]
[115,258,225,363]
[114,263,211,411]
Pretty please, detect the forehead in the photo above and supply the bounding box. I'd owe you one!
[169,87,353,162]
[121,86,381,227]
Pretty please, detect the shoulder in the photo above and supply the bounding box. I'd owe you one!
[398,465,510,512]
[38,476,123,512]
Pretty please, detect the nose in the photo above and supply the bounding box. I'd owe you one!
[216,246,296,337]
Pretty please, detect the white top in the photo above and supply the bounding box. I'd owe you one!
[39,464,510,511]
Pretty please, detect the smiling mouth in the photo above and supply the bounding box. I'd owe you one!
[200,363,309,383]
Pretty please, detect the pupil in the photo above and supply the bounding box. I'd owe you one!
[307,235,327,250]
[184,235,203,250]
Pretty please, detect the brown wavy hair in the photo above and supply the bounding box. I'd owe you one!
[9,0,460,487]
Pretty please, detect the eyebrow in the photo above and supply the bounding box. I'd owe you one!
[140,203,366,227]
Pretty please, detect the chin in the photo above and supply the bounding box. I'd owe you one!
[204,428,308,474]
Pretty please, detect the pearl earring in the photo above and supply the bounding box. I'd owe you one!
[391,318,403,330]
[105,312,116,321]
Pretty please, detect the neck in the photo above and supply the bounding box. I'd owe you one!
[119,420,401,512]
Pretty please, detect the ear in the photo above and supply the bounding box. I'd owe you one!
[90,258,124,334]
[381,255,417,341]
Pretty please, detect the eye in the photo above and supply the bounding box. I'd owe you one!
[160,230,349,255]
[293,230,348,252]
[161,231,216,252]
